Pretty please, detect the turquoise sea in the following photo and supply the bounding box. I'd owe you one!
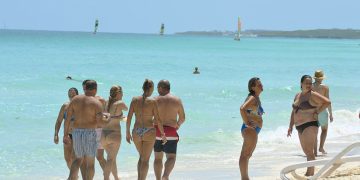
[0,30,359,179]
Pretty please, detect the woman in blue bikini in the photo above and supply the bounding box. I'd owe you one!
[53,87,79,170]
[126,79,167,180]
[239,77,264,180]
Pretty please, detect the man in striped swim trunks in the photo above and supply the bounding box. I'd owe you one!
[64,80,109,180]
[153,80,186,180]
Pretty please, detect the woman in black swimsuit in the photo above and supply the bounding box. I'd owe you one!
[287,75,330,176]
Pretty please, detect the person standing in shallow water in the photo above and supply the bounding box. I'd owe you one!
[153,80,185,180]
[312,70,333,155]
[126,79,167,180]
[64,80,110,180]
[101,85,128,180]
[82,80,107,175]
[54,87,79,170]
[239,77,264,180]
[287,75,330,176]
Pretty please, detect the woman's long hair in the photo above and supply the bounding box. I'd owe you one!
[107,85,122,112]
[142,79,154,104]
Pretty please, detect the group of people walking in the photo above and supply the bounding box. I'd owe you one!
[54,70,333,180]
[54,79,185,180]
[239,70,333,179]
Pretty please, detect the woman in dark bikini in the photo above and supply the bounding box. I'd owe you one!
[53,87,79,170]
[287,75,330,176]
[101,85,128,180]
[126,79,167,180]
[239,77,264,180]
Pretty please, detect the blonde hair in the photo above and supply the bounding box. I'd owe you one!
[107,85,122,112]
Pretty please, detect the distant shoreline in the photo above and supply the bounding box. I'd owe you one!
[176,29,360,39]
[2,28,360,39]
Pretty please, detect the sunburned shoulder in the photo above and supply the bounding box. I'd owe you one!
[113,100,125,106]
[320,84,329,89]
[71,95,86,101]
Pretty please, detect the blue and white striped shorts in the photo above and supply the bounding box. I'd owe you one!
[72,128,98,158]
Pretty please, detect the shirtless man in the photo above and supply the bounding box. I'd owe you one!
[82,80,107,173]
[312,70,333,155]
[64,80,109,180]
[153,80,185,180]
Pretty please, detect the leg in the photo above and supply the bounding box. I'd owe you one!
[68,157,83,180]
[64,143,73,170]
[80,159,86,180]
[319,124,328,154]
[112,159,120,180]
[104,143,120,180]
[135,140,156,180]
[96,149,106,175]
[154,152,164,180]
[299,126,318,176]
[314,132,318,157]
[239,128,258,180]
[162,153,176,180]
[134,138,143,180]
[85,156,96,180]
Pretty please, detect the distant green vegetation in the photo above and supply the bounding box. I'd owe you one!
[176,29,360,39]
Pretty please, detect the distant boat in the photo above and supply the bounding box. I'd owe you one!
[234,17,241,41]
[93,19,99,34]
[160,23,165,36]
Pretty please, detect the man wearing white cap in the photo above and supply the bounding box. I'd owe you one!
[313,70,333,155]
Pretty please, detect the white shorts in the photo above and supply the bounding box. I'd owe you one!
[96,128,104,149]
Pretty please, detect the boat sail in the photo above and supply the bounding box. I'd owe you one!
[160,23,165,36]
[234,17,241,41]
[93,19,99,34]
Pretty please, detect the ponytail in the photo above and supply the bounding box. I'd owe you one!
[142,79,154,104]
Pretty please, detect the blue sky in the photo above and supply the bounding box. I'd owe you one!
[1,0,359,33]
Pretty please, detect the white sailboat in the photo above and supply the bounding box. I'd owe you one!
[234,17,241,41]
[160,23,165,36]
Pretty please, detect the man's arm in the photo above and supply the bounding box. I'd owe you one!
[126,98,136,144]
[325,86,333,122]
[95,101,108,126]
[177,99,185,129]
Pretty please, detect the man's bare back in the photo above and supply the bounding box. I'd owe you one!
[68,94,103,129]
[155,94,185,128]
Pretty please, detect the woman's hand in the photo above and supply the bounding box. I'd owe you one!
[287,127,293,137]
[126,131,132,144]
[54,134,59,144]
[313,111,319,120]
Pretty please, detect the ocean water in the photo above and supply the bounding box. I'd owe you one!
[0,30,359,179]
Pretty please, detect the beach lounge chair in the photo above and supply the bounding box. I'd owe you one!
[280,142,360,180]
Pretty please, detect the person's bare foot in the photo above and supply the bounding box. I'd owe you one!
[162,176,169,180]
[319,148,327,154]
